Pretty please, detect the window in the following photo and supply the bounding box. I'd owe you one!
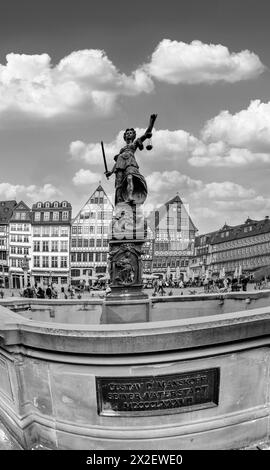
[33,227,41,237]
[96,239,102,247]
[60,256,67,268]
[34,212,41,221]
[42,226,50,237]
[83,253,88,262]
[37,202,42,208]
[72,226,77,234]
[23,236,29,243]
[78,238,83,248]
[44,212,50,221]
[42,256,49,268]
[83,226,89,234]
[71,269,80,277]
[77,253,82,262]
[51,256,58,268]
[89,239,95,247]
[51,227,58,237]
[102,253,107,262]
[53,212,59,221]
[62,211,69,220]
[20,212,26,220]
[71,238,76,248]
[89,253,94,262]
[61,277,67,284]
[10,246,16,254]
[34,241,40,251]
[34,256,40,268]
[53,202,59,208]
[42,241,49,252]
[52,276,58,284]
[95,253,101,262]
[51,241,58,252]
[45,202,50,208]
[103,239,108,247]
[62,201,67,207]
[83,238,88,247]
[97,226,103,234]
[61,227,68,237]
[77,226,82,235]
[11,258,16,267]
[60,241,68,252]
[23,248,29,255]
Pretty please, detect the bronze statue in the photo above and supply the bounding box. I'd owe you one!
[105,114,157,205]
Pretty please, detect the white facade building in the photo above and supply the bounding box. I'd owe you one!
[70,185,113,286]
[8,201,32,289]
[31,201,72,288]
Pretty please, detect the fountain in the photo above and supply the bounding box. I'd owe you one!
[0,115,270,450]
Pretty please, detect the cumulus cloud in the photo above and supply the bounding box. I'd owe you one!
[0,50,153,118]
[143,39,265,84]
[0,40,264,120]
[187,99,270,167]
[202,100,270,152]
[70,128,199,172]
[72,169,101,186]
[146,171,202,193]
[0,182,61,201]
[189,141,270,167]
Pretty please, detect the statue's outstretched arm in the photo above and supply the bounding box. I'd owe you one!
[137,114,158,145]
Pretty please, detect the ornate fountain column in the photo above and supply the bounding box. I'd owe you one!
[107,202,147,300]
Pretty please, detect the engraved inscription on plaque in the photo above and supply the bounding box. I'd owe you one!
[96,368,219,417]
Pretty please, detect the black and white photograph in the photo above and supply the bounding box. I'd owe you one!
[0,0,269,458]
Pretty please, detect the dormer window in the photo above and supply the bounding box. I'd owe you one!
[37,202,42,208]
[53,202,59,208]
[45,202,50,208]
[62,201,67,208]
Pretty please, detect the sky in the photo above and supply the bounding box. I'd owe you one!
[1,0,270,232]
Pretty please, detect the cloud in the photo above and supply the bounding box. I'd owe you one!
[72,169,101,186]
[189,141,270,167]
[146,171,202,193]
[0,40,264,120]
[187,99,270,167]
[202,100,270,152]
[143,39,265,84]
[0,182,61,202]
[69,128,199,172]
[0,50,153,118]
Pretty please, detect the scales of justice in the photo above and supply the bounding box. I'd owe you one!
[101,114,157,310]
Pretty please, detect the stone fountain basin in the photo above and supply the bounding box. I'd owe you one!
[0,291,269,450]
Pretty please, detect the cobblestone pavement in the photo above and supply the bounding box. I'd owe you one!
[0,283,262,301]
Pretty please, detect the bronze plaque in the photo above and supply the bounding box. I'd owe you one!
[96,368,219,417]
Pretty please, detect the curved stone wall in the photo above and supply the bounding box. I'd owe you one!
[0,292,269,449]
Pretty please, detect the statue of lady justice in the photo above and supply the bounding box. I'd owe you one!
[104,114,157,205]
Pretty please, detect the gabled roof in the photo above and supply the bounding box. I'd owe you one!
[73,184,114,222]
[13,200,31,211]
[0,200,17,224]
[9,200,31,222]
[147,193,198,233]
